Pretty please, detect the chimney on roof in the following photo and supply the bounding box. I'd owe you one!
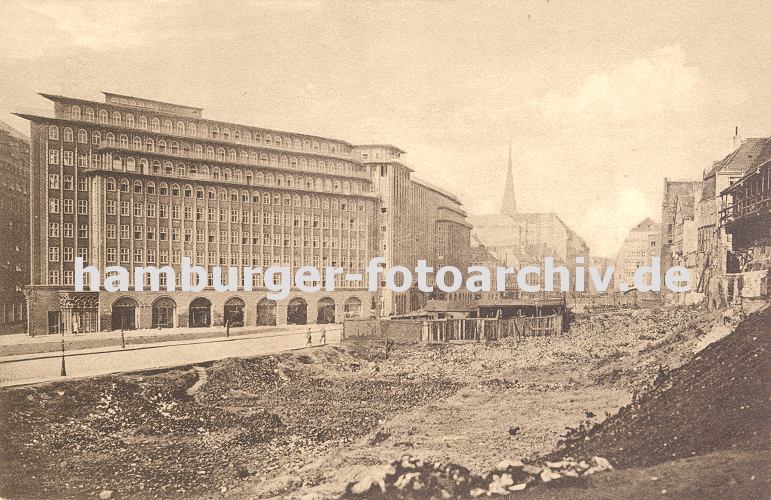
[733,126,743,150]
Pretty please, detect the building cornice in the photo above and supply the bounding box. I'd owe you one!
[82,165,379,201]
[410,176,461,204]
[15,112,362,165]
[93,143,373,185]
[36,93,357,150]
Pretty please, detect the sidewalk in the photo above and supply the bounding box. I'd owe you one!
[0,326,341,387]
[0,324,334,357]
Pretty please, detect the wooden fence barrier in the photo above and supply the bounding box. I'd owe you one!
[424,314,563,343]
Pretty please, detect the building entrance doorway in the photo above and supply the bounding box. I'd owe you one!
[256,298,276,326]
[152,297,176,329]
[224,297,245,327]
[287,297,307,325]
[111,297,138,331]
[317,297,336,324]
[189,297,211,327]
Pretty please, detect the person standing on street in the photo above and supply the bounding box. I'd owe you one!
[319,327,326,345]
[306,327,312,346]
[72,318,79,336]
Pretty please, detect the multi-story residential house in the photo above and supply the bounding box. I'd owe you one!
[720,137,771,298]
[614,217,661,290]
[660,178,701,287]
[697,132,768,281]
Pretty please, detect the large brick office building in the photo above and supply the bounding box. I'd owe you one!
[18,92,471,334]
[19,92,386,334]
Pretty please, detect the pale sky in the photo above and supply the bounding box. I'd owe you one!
[1,0,769,256]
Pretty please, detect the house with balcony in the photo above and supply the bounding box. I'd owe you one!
[719,137,771,298]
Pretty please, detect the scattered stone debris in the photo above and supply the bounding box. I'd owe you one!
[343,454,613,498]
[0,348,461,498]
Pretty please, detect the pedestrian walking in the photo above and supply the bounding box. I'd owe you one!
[71,319,79,336]
[319,327,326,345]
[306,327,312,346]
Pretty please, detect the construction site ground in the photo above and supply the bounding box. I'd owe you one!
[0,302,768,499]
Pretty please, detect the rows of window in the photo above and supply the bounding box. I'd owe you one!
[48,124,364,177]
[47,198,89,216]
[46,221,89,238]
[46,146,98,169]
[47,244,368,285]
[47,152,369,197]
[101,176,369,212]
[49,226,368,252]
[96,249,366,271]
[47,245,88,262]
[46,217,369,280]
[100,201,367,229]
[105,157,367,195]
[100,203,367,231]
[47,174,89,191]
[64,104,349,156]
[49,231,366,259]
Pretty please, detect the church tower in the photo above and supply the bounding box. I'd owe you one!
[500,142,517,215]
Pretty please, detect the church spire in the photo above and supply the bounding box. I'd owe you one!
[500,141,517,215]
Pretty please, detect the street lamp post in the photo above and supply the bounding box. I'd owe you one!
[60,332,66,377]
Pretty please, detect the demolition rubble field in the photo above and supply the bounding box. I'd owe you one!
[0,305,768,499]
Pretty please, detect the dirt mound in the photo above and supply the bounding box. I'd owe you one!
[553,306,770,467]
[0,346,461,498]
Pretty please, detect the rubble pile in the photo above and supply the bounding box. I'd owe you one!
[552,307,770,468]
[0,347,461,498]
[569,307,720,390]
[364,307,719,397]
[344,454,613,498]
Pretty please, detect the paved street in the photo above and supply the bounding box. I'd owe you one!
[0,324,309,356]
[0,325,340,387]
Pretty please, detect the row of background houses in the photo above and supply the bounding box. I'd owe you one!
[661,129,770,304]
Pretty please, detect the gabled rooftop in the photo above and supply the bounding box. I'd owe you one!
[704,137,768,179]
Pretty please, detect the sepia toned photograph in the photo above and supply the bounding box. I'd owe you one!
[0,1,769,498]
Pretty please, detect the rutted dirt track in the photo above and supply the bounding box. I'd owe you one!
[0,305,768,499]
